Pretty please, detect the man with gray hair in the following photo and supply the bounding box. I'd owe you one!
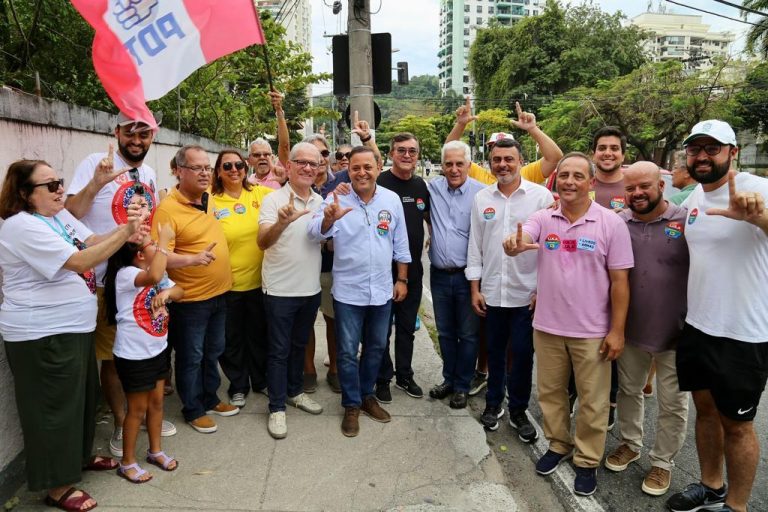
[668,150,698,205]
[427,141,485,409]
[257,142,326,439]
[247,137,282,190]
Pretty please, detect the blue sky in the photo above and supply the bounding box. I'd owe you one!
[309,0,755,95]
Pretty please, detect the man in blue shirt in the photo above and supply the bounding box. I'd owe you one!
[427,141,485,409]
[308,146,411,437]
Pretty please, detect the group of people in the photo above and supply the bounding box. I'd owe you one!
[0,88,765,512]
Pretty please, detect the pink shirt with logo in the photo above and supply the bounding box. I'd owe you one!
[523,201,634,338]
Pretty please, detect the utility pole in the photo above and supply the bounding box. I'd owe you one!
[347,0,374,128]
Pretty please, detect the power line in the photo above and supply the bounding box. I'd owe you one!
[710,0,768,17]
[664,0,761,26]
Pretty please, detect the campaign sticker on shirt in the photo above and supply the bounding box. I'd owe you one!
[134,286,169,337]
[483,207,496,220]
[416,198,425,211]
[215,208,231,220]
[562,239,577,252]
[577,237,597,251]
[665,222,683,239]
[688,208,698,225]
[377,222,390,236]
[378,210,392,223]
[610,196,625,209]
[589,191,596,201]
[112,181,155,225]
[234,203,246,214]
[545,234,561,250]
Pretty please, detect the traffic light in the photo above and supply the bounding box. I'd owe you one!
[397,61,409,85]
[468,131,476,147]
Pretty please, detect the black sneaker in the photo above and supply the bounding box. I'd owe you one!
[375,382,392,404]
[574,466,597,496]
[607,405,616,431]
[666,482,727,512]
[535,449,572,475]
[395,377,424,398]
[468,371,488,396]
[429,382,454,399]
[509,409,539,443]
[449,392,468,409]
[480,404,504,431]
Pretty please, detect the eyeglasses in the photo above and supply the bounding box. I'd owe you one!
[291,159,320,170]
[320,149,330,158]
[31,179,65,193]
[685,144,725,157]
[222,161,246,171]
[128,168,145,195]
[335,151,352,160]
[250,152,272,158]
[180,165,213,174]
[394,147,419,156]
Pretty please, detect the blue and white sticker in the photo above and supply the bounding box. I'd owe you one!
[577,237,596,252]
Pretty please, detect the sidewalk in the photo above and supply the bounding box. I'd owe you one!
[14,314,519,511]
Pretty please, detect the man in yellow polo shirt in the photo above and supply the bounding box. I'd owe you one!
[151,144,237,434]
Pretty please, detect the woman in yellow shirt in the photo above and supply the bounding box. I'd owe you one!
[211,149,274,409]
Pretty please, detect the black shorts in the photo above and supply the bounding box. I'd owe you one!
[677,323,768,421]
[114,349,170,394]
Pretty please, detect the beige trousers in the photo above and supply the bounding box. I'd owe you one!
[616,344,689,470]
[534,330,611,468]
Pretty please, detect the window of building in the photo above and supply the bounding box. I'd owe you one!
[464,5,470,12]
[477,5,483,13]
[464,28,469,35]
[464,40,469,47]
[464,15,469,24]
[476,17,483,24]
[488,6,494,13]
[463,87,470,94]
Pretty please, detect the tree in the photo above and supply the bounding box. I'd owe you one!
[469,0,647,106]
[743,0,768,59]
[537,60,739,165]
[377,115,440,160]
[733,62,768,137]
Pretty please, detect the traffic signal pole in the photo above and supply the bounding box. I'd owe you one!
[348,0,375,128]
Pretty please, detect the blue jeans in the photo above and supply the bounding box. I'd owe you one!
[431,268,480,393]
[168,295,227,422]
[334,299,392,408]
[263,293,320,413]
[486,305,534,411]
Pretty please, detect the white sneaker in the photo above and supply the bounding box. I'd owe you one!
[109,427,123,458]
[287,393,323,415]
[140,419,177,437]
[230,393,246,407]
[268,411,287,439]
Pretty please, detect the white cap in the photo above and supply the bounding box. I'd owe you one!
[487,132,515,145]
[683,120,737,146]
[116,111,159,133]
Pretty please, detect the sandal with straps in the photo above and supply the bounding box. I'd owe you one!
[146,450,178,471]
[44,487,97,512]
[117,463,153,484]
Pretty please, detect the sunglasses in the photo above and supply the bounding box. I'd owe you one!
[320,149,330,158]
[395,147,419,156]
[222,161,246,171]
[250,152,272,158]
[128,168,145,195]
[31,179,65,193]
[335,151,352,160]
[684,144,725,157]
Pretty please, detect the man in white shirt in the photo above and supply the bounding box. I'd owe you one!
[466,138,553,440]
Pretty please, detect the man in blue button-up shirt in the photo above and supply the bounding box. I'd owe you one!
[426,141,486,410]
[308,146,411,437]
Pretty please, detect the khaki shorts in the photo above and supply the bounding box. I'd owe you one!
[94,287,117,361]
[320,272,334,319]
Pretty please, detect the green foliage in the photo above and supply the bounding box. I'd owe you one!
[376,115,440,160]
[744,0,768,59]
[734,62,768,136]
[469,0,647,106]
[0,2,329,146]
[537,60,740,165]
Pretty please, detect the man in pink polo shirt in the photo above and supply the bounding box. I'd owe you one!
[504,151,633,497]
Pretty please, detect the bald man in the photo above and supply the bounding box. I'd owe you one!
[605,162,690,497]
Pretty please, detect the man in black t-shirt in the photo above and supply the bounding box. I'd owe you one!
[374,133,430,403]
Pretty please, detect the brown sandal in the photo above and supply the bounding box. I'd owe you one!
[44,487,97,512]
[83,455,118,471]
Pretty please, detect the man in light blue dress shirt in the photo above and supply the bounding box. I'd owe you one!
[308,146,411,437]
[426,141,485,409]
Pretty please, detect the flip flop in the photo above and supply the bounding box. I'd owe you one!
[44,487,97,512]
[146,450,178,471]
[83,456,119,471]
[116,463,153,484]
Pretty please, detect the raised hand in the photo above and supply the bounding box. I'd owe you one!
[94,144,130,188]
[502,222,540,256]
[193,242,217,266]
[351,110,371,141]
[510,101,537,132]
[157,223,175,247]
[706,170,765,223]
[151,289,170,319]
[125,202,149,234]
[333,181,352,196]
[277,191,311,225]
[268,90,284,114]
[323,192,353,224]
[455,96,478,126]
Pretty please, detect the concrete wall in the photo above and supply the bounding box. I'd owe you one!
[0,87,229,501]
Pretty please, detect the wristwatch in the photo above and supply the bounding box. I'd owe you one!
[397,278,408,284]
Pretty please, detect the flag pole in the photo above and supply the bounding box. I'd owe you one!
[250,3,275,92]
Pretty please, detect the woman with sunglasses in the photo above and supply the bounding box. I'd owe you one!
[0,159,147,512]
[211,149,275,409]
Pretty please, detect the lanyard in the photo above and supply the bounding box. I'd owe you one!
[33,213,75,246]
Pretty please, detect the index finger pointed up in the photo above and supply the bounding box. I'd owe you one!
[515,101,523,119]
[353,110,359,126]
[107,144,114,165]
[204,242,217,252]
[727,169,737,203]
[333,191,340,206]
[464,96,471,110]
[516,222,524,242]
[288,190,295,205]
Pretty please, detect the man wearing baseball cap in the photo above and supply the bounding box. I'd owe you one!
[666,120,768,512]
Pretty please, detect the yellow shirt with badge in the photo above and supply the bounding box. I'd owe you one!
[211,185,274,292]
[468,158,546,185]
